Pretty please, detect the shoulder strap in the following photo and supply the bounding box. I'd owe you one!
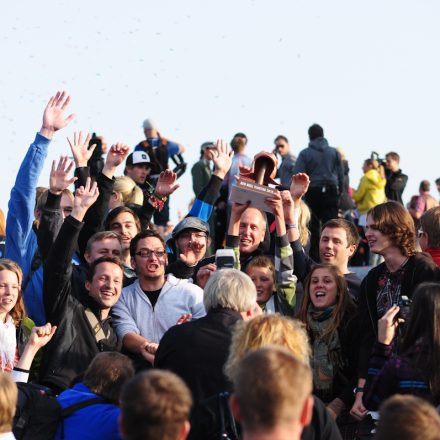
[61,397,105,417]
[84,308,109,343]
[60,397,106,440]
[217,392,239,440]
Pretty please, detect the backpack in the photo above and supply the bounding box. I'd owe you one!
[188,392,239,440]
[13,382,105,440]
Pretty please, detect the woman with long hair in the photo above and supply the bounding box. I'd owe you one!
[0,259,56,380]
[351,201,440,419]
[297,264,358,419]
[364,282,440,409]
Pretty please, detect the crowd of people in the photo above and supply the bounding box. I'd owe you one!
[1,91,440,440]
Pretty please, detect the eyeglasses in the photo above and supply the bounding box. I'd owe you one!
[135,249,166,259]
[418,229,425,238]
[178,231,207,242]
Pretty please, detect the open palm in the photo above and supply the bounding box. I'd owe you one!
[42,91,75,132]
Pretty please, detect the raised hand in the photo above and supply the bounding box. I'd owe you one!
[67,132,96,167]
[101,143,130,179]
[105,143,130,168]
[50,156,77,195]
[28,323,57,350]
[264,191,283,218]
[210,139,234,179]
[72,177,99,221]
[378,305,401,345]
[155,170,180,197]
[41,91,75,139]
[290,173,310,201]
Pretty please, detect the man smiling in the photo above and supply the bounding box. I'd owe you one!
[41,179,124,392]
[112,230,205,366]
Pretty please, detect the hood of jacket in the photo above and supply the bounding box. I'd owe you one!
[308,137,329,152]
[364,169,383,185]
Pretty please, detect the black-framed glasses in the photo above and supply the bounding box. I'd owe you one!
[135,249,166,259]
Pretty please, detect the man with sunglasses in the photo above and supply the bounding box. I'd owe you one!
[112,230,205,366]
[274,135,296,187]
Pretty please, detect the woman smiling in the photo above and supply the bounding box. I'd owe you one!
[298,264,358,420]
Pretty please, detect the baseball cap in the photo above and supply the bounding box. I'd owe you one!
[142,118,158,131]
[172,217,210,239]
[126,151,152,167]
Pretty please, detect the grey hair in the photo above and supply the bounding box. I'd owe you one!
[203,269,257,312]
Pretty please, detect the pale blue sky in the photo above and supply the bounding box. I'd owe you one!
[1,0,439,222]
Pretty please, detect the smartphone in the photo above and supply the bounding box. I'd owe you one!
[215,249,236,269]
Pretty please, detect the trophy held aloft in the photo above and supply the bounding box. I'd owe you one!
[229,151,279,213]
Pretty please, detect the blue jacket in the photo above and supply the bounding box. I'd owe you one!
[56,383,122,440]
[294,137,343,192]
[5,133,50,325]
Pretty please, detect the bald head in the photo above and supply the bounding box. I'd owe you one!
[239,208,266,255]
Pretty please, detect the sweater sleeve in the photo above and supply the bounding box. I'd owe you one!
[43,215,84,322]
[78,172,114,259]
[5,133,50,276]
[290,239,313,282]
[352,177,367,203]
[275,234,297,311]
[357,276,377,378]
[187,175,223,222]
[111,292,141,340]
[37,191,63,261]
[225,234,241,270]
[363,342,396,410]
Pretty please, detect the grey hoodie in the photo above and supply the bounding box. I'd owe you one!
[294,137,343,192]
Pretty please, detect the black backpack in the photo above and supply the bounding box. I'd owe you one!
[188,392,240,440]
[13,382,105,440]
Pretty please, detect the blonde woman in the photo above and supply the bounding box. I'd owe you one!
[223,314,342,440]
[109,176,144,209]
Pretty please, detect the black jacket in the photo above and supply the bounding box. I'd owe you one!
[155,308,242,405]
[385,169,408,205]
[357,252,440,377]
[40,215,119,391]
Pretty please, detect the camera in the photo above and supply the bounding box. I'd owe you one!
[397,295,412,322]
[215,249,236,269]
[370,151,386,167]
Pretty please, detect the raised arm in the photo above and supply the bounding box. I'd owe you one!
[43,179,99,320]
[6,92,75,277]
[78,143,129,258]
[265,191,297,314]
[38,156,77,260]
[187,139,233,221]
[285,174,314,282]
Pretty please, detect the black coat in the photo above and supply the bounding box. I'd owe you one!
[357,252,440,377]
[155,307,242,405]
[40,215,119,391]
